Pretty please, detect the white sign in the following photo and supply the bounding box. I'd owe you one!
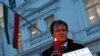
[63,47,93,56]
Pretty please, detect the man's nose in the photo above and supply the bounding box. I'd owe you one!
[59,30,63,34]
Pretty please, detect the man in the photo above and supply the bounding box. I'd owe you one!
[42,20,84,56]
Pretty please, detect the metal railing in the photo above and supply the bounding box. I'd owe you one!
[30,30,51,45]
[75,23,100,44]
[17,30,52,56]
[86,23,100,36]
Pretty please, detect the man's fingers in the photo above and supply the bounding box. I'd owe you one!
[51,51,61,56]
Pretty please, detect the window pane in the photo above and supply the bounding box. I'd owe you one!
[83,0,98,7]
[83,0,100,25]
[28,24,39,37]
[9,0,16,8]
[45,14,54,28]
[87,8,96,24]
[96,5,100,21]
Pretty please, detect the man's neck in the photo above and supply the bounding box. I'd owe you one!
[60,41,66,46]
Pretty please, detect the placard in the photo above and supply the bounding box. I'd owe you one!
[63,47,93,56]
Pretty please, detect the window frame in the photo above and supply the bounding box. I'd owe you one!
[83,0,100,25]
[44,14,55,28]
[28,24,40,39]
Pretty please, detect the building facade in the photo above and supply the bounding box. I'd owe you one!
[0,0,100,56]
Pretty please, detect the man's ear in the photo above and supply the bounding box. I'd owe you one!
[51,34,53,37]
[51,34,54,38]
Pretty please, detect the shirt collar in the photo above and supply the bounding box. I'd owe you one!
[63,42,68,47]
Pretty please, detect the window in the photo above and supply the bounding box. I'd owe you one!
[45,14,55,28]
[24,0,29,1]
[18,32,23,53]
[87,8,96,24]
[9,0,16,8]
[28,24,39,37]
[96,5,100,21]
[83,0,100,25]
[84,0,98,7]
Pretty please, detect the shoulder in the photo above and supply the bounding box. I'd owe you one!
[67,39,84,48]
[74,42,84,48]
[62,39,84,53]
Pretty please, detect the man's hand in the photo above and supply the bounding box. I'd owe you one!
[51,50,61,56]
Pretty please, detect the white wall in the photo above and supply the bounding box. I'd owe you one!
[1,28,17,56]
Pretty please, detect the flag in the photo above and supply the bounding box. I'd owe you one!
[3,5,19,49]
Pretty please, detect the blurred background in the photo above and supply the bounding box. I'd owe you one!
[0,0,100,56]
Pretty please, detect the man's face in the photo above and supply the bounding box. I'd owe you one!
[52,24,67,42]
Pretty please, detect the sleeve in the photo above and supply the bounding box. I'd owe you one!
[42,47,53,56]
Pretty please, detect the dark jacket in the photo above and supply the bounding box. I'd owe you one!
[42,39,84,56]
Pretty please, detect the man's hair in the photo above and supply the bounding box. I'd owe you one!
[50,20,68,34]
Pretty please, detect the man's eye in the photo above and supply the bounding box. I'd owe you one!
[55,30,60,32]
[55,29,66,32]
[62,29,66,31]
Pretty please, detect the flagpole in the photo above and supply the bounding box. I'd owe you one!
[1,2,42,32]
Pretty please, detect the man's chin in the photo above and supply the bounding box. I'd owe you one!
[60,40,66,42]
